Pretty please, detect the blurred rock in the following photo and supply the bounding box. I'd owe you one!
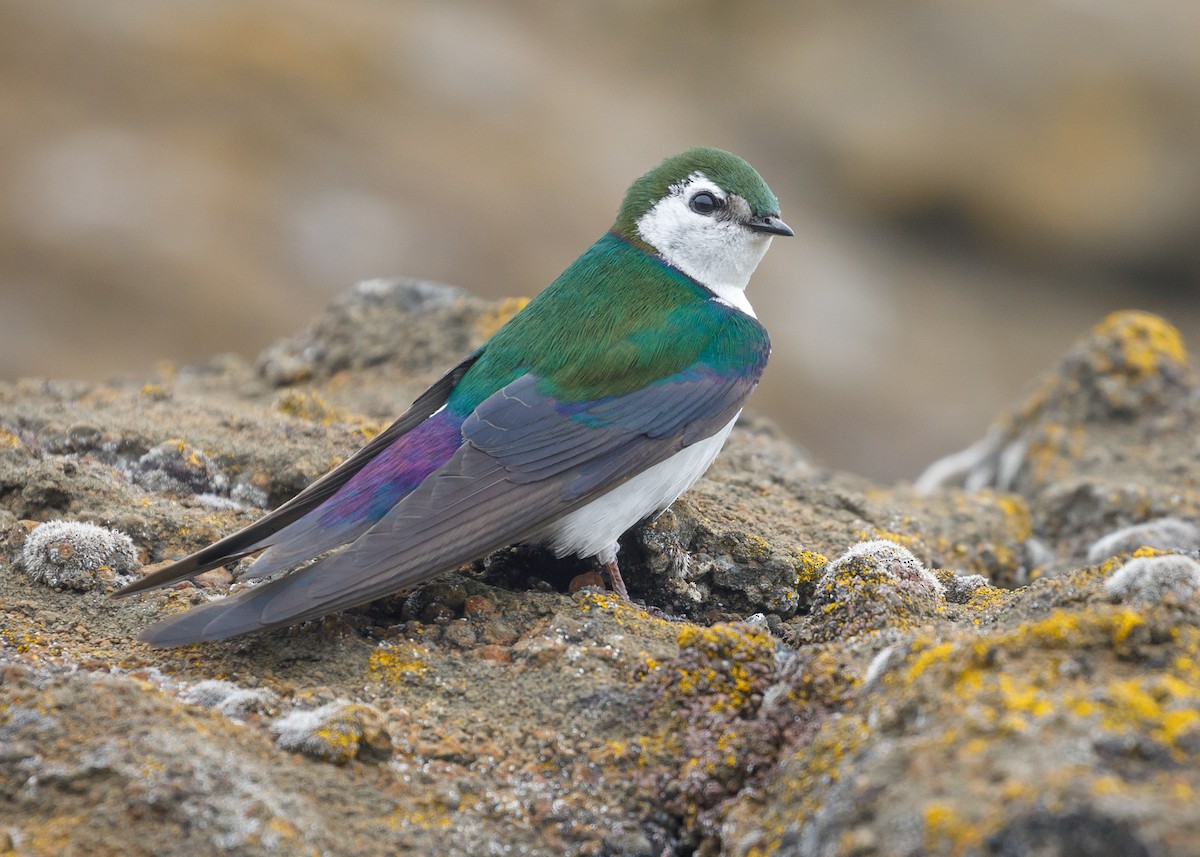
[918,311,1200,573]
[5,1,1200,483]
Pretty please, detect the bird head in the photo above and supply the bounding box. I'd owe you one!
[612,147,793,295]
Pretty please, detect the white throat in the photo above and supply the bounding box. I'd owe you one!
[635,172,771,318]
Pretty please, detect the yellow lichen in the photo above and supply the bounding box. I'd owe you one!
[0,427,24,449]
[1098,676,1200,753]
[995,495,1033,542]
[924,801,982,855]
[794,550,829,584]
[1093,310,1188,380]
[474,296,530,340]
[275,390,383,438]
[674,623,775,712]
[367,642,431,685]
[964,584,1015,614]
[1003,608,1145,650]
[906,640,955,683]
[577,590,655,628]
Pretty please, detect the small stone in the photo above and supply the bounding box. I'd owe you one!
[941,572,992,604]
[441,620,477,649]
[476,645,512,664]
[821,540,945,600]
[462,594,497,616]
[129,439,228,497]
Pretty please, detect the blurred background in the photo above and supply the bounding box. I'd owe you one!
[3,1,1199,481]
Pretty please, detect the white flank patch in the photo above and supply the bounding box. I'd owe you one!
[535,413,740,563]
[636,172,771,317]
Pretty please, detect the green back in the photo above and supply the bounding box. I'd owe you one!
[449,233,769,410]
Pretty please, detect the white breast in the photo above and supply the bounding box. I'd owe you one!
[533,413,739,564]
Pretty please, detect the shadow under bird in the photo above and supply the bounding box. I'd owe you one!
[116,147,793,646]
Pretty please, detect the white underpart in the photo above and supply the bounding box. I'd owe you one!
[535,413,740,564]
[636,172,773,318]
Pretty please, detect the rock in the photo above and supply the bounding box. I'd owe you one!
[806,539,944,641]
[270,701,392,764]
[939,571,992,605]
[257,278,473,388]
[917,311,1200,575]
[1088,518,1200,564]
[2,284,1200,855]
[129,439,229,497]
[1105,554,1200,606]
[180,679,280,719]
[19,519,139,590]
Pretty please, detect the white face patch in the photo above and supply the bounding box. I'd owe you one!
[635,172,773,317]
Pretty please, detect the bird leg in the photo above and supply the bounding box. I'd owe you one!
[603,558,630,600]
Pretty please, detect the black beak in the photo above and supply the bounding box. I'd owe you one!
[746,214,795,237]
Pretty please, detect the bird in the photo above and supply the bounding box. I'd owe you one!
[117,146,793,646]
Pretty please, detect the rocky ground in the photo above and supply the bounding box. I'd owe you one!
[2,281,1199,856]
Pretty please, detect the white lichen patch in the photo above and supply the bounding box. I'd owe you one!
[1105,554,1200,605]
[1087,518,1200,563]
[941,573,992,604]
[824,539,945,600]
[270,701,392,765]
[20,519,139,590]
[180,680,279,719]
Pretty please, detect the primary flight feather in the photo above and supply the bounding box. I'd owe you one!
[117,147,792,646]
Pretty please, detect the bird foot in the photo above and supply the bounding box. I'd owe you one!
[603,559,630,600]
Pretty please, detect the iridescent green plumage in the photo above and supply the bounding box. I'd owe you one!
[450,233,768,409]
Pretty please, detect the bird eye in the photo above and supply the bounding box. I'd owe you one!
[689,191,721,215]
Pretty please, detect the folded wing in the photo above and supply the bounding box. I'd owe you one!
[139,365,758,645]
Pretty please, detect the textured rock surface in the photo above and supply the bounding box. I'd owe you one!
[2,285,1199,855]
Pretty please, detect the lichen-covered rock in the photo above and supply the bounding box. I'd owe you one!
[938,571,992,604]
[804,540,945,640]
[1088,518,1200,563]
[723,597,1200,857]
[180,679,280,719]
[919,312,1194,495]
[129,439,229,498]
[1105,553,1200,606]
[20,519,139,590]
[630,622,783,853]
[3,288,1200,856]
[271,701,392,764]
[917,311,1200,576]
